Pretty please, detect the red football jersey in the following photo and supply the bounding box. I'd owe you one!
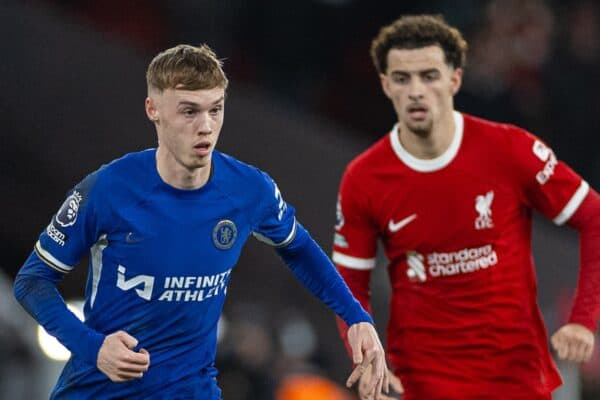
[333,112,590,399]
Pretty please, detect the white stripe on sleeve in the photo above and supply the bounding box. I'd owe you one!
[332,251,376,270]
[553,180,590,225]
[34,241,74,272]
[252,218,297,247]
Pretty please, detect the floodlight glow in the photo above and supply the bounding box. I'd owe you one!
[37,300,85,361]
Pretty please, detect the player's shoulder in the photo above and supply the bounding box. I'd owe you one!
[101,149,154,173]
[213,151,274,195]
[345,132,395,177]
[214,151,266,180]
[80,149,155,193]
[462,112,536,147]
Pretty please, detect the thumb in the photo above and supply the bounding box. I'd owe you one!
[117,331,139,349]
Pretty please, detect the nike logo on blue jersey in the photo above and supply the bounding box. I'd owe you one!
[125,232,143,243]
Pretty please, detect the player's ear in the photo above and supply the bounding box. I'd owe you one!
[380,73,393,99]
[145,97,160,123]
[450,67,463,96]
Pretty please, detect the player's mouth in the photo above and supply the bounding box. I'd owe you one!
[193,142,212,156]
[407,104,429,120]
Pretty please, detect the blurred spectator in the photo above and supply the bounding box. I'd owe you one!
[0,270,37,399]
[457,0,555,132]
[217,305,276,400]
[543,0,600,188]
[276,374,355,400]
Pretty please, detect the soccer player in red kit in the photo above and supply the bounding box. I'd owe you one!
[333,15,600,400]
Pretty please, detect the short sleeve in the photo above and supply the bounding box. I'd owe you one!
[35,170,103,272]
[510,127,589,225]
[252,171,297,247]
[331,167,378,270]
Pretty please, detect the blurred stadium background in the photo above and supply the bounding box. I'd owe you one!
[1,0,599,398]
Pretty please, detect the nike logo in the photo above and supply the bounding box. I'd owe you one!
[388,214,417,233]
[125,232,143,244]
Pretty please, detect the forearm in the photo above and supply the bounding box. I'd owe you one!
[276,223,373,326]
[335,266,373,356]
[14,251,104,365]
[567,189,600,331]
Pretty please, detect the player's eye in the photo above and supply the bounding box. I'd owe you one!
[182,108,197,117]
[210,105,223,116]
[391,74,409,84]
[422,71,440,82]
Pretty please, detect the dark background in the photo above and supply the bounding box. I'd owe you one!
[1,0,599,399]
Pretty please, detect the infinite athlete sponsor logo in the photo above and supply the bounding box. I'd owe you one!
[406,244,499,282]
[117,265,154,300]
[55,190,83,228]
[158,269,231,302]
[116,265,232,302]
[388,214,417,233]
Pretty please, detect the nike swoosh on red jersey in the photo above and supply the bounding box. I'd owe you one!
[388,214,417,232]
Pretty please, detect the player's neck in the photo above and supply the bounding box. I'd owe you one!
[155,148,212,190]
[398,111,456,159]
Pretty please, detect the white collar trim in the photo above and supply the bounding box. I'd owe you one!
[389,111,463,172]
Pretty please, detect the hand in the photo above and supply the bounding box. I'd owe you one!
[359,365,404,400]
[345,322,388,399]
[551,323,595,363]
[97,331,151,382]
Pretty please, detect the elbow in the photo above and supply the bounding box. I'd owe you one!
[13,272,31,304]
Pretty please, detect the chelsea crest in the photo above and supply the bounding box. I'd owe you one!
[213,220,237,250]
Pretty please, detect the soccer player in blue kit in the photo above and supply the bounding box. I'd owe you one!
[13,44,388,399]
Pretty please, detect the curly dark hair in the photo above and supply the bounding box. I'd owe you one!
[370,15,468,74]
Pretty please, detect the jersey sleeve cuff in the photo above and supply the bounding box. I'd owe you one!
[332,251,376,270]
[34,241,74,273]
[568,315,597,333]
[252,218,297,247]
[553,180,590,225]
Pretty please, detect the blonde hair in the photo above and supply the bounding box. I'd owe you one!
[146,44,228,93]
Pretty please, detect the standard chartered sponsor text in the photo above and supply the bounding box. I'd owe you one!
[427,245,498,277]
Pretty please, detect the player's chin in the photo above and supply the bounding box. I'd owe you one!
[407,121,432,136]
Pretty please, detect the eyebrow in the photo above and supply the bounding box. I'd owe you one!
[177,96,225,107]
[391,68,439,75]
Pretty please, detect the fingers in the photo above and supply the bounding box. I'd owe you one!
[382,367,390,394]
[116,330,139,349]
[348,324,364,365]
[97,331,151,382]
[361,347,380,393]
[346,363,366,388]
[551,324,595,363]
[388,371,404,394]
[139,348,151,367]
[370,349,385,396]
[554,337,593,362]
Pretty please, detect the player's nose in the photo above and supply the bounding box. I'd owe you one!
[196,112,213,135]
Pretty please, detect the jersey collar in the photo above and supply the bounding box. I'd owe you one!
[389,111,464,172]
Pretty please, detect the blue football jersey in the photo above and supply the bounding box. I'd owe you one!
[35,149,297,399]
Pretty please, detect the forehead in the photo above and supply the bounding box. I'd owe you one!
[386,45,449,73]
[160,86,225,106]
